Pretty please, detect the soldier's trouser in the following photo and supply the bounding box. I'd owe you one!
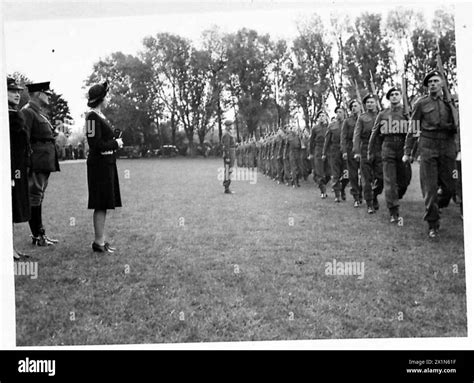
[373,155,384,198]
[328,151,347,194]
[360,154,383,202]
[419,136,456,225]
[223,150,236,188]
[299,151,311,179]
[289,151,300,183]
[346,150,361,200]
[382,139,412,210]
[28,171,50,207]
[313,149,330,192]
[28,171,50,237]
[283,158,291,181]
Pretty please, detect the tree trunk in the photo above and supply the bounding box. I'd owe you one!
[234,107,240,143]
[198,128,205,145]
[217,99,223,142]
[186,131,195,156]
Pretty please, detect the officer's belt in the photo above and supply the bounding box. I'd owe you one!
[420,130,454,139]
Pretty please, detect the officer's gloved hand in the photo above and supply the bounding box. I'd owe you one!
[116,138,124,149]
[321,155,326,160]
[342,153,348,160]
[402,154,411,163]
[456,151,461,161]
[354,154,360,161]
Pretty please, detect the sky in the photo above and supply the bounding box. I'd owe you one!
[2,1,449,131]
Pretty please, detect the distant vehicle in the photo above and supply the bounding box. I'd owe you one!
[144,149,160,158]
[157,145,179,157]
[196,143,212,157]
[117,145,141,159]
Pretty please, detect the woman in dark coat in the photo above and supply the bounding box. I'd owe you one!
[85,81,124,253]
[8,77,31,259]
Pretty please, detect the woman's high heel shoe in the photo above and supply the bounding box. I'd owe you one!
[104,242,116,252]
[92,242,114,253]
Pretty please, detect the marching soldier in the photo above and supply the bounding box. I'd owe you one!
[244,138,249,169]
[269,133,275,177]
[341,100,362,207]
[403,70,458,238]
[256,135,262,172]
[22,81,60,246]
[222,119,237,194]
[288,124,302,188]
[249,136,257,171]
[282,125,291,186]
[263,134,268,173]
[299,128,311,181]
[322,106,348,202]
[353,94,383,214]
[309,111,331,198]
[236,141,242,168]
[273,128,284,183]
[369,87,412,223]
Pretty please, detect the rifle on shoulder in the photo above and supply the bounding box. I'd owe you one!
[436,38,459,130]
[369,70,383,110]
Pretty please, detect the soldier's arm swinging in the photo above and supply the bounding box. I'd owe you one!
[368,112,382,160]
[341,119,348,159]
[322,128,331,159]
[403,100,422,162]
[353,116,362,159]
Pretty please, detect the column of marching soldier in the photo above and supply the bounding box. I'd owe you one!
[234,70,462,239]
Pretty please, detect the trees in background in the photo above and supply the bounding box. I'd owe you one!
[83,6,456,152]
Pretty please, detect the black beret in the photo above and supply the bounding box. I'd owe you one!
[87,81,109,107]
[316,110,327,119]
[386,87,401,100]
[7,77,23,91]
[26,81,52,95]
[348,99,359,110]
[362,93,376,105]
[423,70,443,87]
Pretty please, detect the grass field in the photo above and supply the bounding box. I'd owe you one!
[14,157,466,345]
